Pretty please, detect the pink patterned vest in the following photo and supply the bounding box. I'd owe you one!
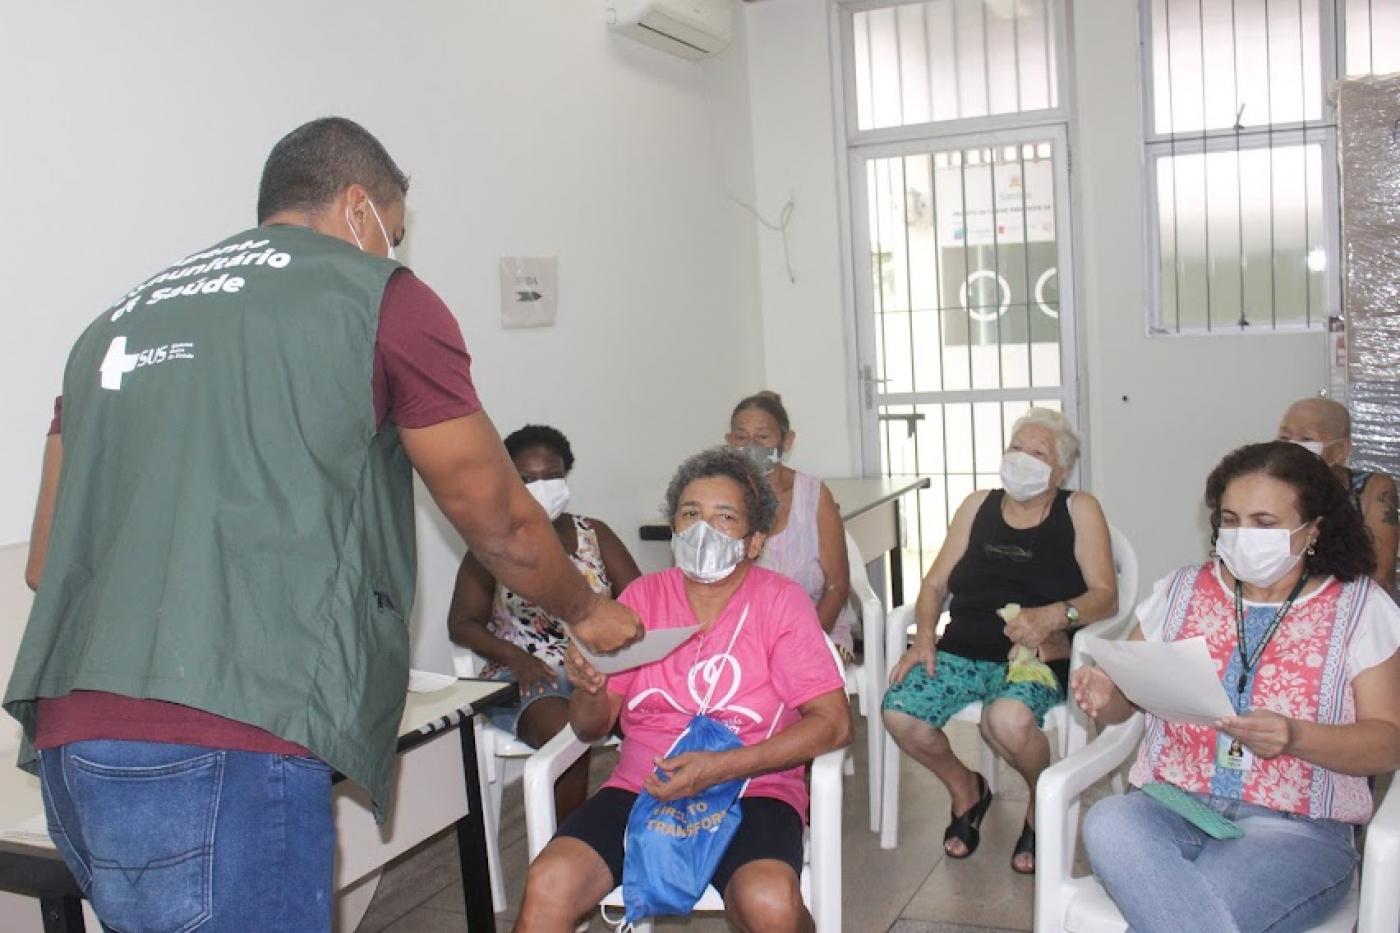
[1128,563,1374,824]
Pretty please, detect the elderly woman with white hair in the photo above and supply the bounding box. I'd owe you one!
[882,408,1117,874]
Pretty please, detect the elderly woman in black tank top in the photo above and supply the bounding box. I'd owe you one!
[882,408,1118,874]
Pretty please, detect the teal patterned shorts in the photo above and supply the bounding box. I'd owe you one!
[881,651,1064,728]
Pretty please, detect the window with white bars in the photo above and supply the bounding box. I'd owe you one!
[851,0,1061,130]
[1144,0,1400,334]
[1344,0,1400,74]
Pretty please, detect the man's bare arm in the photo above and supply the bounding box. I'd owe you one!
[25,434,62,591]
[1362,474,1398,596]
[399,412,642,653]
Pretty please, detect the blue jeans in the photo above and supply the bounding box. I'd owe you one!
[38,740,333,932]
[1083,789,1357,933]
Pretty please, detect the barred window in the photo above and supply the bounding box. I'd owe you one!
[851,0,1062,130]
[1144,0,1399,334]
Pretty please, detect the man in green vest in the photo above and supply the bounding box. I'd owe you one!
[5,117,643,932]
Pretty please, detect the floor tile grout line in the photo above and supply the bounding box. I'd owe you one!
[884,845,952,932]
[369,880,458,933]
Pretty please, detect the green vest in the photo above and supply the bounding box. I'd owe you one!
[5,225,417,817]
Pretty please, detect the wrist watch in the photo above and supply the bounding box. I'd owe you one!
[1062,601,1080,627]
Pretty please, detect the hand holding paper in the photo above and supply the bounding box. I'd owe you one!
[1082,636,1235,726]
[1218,708,1294,759]
[574,623,701,675]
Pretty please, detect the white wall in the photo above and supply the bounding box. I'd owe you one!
[0,1,765,667]
[743,1,861,479]
[742,0,1327,589]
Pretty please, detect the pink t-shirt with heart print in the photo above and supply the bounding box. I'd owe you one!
[603,566,847,819]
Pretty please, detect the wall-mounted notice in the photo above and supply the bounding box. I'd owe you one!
[500,256,558,328]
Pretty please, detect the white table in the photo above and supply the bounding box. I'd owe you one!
[824,475,930,607]
[0,678,515,933]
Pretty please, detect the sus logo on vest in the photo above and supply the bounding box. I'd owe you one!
[99,336,195,391]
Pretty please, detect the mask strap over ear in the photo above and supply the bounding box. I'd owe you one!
[344,206,365,250]
[366,197,396,260]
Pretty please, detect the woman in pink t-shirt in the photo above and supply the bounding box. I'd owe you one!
[517,448,852,933]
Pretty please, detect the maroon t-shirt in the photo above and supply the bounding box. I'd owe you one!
[35,269,481,756]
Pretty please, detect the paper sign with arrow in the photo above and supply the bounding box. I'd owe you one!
[500,256,558,328]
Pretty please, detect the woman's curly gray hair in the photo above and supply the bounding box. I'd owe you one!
[664,447,779,535]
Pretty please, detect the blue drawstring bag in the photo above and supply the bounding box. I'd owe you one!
[620,712,746,926]
[615,603,776,928]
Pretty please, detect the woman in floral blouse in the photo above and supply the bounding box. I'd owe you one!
[448,425,641,818]
[1073,441,1400,933]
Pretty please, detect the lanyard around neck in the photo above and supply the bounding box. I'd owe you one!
[1231,573,1308,697]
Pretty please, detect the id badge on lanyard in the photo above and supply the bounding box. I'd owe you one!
[1218,574,1307,774]
[1215,732,1254,772]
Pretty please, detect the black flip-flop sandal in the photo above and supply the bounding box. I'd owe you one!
[1011,820,1035,874]
[943,773,993,859]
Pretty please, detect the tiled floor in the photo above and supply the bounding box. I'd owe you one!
[352,715,1106,933]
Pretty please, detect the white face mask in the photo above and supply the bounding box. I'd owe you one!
[526,478,570,521]
[1291,439,1328,458]
[671,520,747,583]
[732,444,780,476]
[1216,525,1309,588]
[345,197,396,260]
[1000,451,1053,502]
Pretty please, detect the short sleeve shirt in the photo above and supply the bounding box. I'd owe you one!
[1137,562,1400,679]
[602,566,846,819]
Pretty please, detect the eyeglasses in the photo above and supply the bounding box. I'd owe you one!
[984,543,1033,563]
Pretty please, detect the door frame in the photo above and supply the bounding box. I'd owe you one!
[845,122,1081,478]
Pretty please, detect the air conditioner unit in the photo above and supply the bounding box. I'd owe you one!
[606,0,735,61]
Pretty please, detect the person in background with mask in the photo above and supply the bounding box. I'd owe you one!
[882,407,1117,874]
[5,118,642,932]
[1277,396,1397,596]
[517,448,851,933]
[1074,441,1400,933]
[726,391,854,659]
[448,424,640,818]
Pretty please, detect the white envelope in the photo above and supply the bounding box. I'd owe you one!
[575,624,702,675]
[1082,636,1235,726]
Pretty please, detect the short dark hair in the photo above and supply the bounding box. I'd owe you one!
[503,424,575,473]
[256,117,410,222]
[664,447,779,535]
[1205,441,1376,582]
[732,390,791,437]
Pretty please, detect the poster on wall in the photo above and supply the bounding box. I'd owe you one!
[935,154,1056,247]
[500,256,558,328]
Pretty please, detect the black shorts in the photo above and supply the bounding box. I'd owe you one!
[555,787,804,896]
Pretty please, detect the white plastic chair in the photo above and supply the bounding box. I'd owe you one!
[843,532,887,832]
[523,725,844,933]
[1360,769,1400,931]
[879,524,1139,849]
[1034,713,1399,932]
